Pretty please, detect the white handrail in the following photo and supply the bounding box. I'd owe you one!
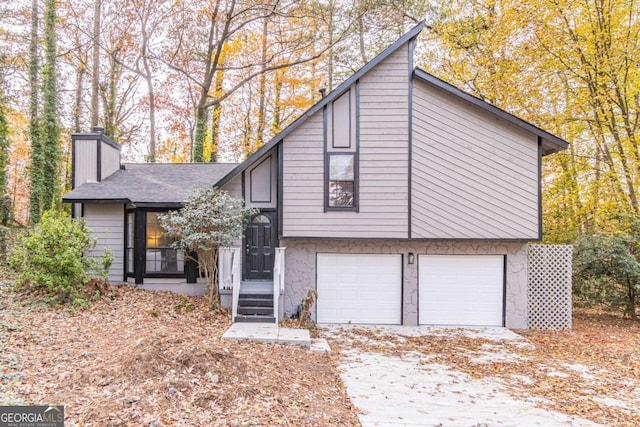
[230,247,240,321]
[219,247,241,322]
[273,247,286,323]
[218,248,233,291]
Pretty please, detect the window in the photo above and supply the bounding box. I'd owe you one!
[145,212,184,274]
[126,212,134,274]
[328,153,355,208]
[332,90,351,148]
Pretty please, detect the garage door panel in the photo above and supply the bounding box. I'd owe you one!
[317,254,401,324]
[419,255,504,326]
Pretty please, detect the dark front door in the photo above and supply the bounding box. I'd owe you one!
[244,212,276,280]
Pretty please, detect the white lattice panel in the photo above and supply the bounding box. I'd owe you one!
[528,244,573,330]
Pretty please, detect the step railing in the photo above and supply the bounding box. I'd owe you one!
[273,247,286,324]
[218,247,241,321]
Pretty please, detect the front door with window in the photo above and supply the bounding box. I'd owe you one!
[244,212,276,280]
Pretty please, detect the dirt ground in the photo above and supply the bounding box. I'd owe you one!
[0,281,359,426]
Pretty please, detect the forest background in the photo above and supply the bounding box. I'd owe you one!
[0,0,638,247]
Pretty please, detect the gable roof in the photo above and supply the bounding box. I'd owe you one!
[215,21,427,188]
[216,21,569,188]
[413,69,568,155]
[62,163,237,207]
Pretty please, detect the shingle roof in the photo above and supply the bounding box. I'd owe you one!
[62,163,238,206]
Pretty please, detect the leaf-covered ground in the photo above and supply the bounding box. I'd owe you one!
[0,281,359,426]
[2,273,639,427]
[327,309,640,427]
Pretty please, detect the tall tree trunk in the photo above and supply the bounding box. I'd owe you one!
[193,105,208,162]
[28,0,42,224]
[74,62,85,133]
[143,60,156,162]
[0,69,9,199]
[271,69,283,135]
[192,0,230,162]
[327,0,334,91]
[90,0,101,127]
[103,54,119,138]
[209,70,224,163]
[256,16,268,146]
[358,13,367,64]
[242,87,253,155]
[41,0,60,212]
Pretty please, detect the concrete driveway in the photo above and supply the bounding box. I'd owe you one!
[323,326,603,427]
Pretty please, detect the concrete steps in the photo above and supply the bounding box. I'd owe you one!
[234,281,275,323]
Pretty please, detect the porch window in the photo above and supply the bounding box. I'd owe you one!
[327,153,356,208]
[126,212,134,274]
[145,212,184,274]
[126,209,187,282]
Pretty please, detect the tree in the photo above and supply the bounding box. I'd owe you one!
[28,0,42,224]
[162,0,341,162]
[90,0,101,127]
[419,0,640,243]
[110,0,173,162]
[40,0,61,212]
[573,234,640,320]
[159,187,256,311]
[0,64,9,200]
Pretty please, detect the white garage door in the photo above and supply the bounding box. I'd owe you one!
[317,254,402,324]
[419,255,504,326]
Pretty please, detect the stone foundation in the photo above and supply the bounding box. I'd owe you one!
[281,239,529,329]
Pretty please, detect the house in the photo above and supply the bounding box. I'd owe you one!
[62,22,568,328]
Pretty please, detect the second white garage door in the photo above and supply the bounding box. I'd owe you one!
[419,255,504,326]
[317,254,402,324]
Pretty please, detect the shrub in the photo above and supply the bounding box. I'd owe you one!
[0,225,9,263]
[573,234,640,319]
[9,210,113,306]
[159,187,256,311]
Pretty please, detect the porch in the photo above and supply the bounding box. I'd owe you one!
[218,246,285,324]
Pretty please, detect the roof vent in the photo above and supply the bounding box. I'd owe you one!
[319,88,326,97]
[91,126,104,134]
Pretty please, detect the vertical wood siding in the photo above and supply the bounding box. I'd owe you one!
[411,79,539,239]
[101,142,120,180]
[282,46,410,238]
[74,139,97,186]
[84,203,125,282]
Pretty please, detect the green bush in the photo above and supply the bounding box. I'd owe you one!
[9,210,113,306]
[573,234,640,319]
[0,225,9,263]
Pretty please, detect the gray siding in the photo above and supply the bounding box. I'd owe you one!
[282,45,410,238]
[244,151,277,208]
[74,139,98,186]
[101,142,120,180]
[84,203,125,283]
[222,174,242,198]
[411,79,539,239]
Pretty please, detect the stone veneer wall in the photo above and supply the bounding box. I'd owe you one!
[281,239,529,329]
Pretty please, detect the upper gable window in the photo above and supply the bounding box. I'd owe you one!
[332,90,351,148]
[324,84,358,211]
[328,153,355,208]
